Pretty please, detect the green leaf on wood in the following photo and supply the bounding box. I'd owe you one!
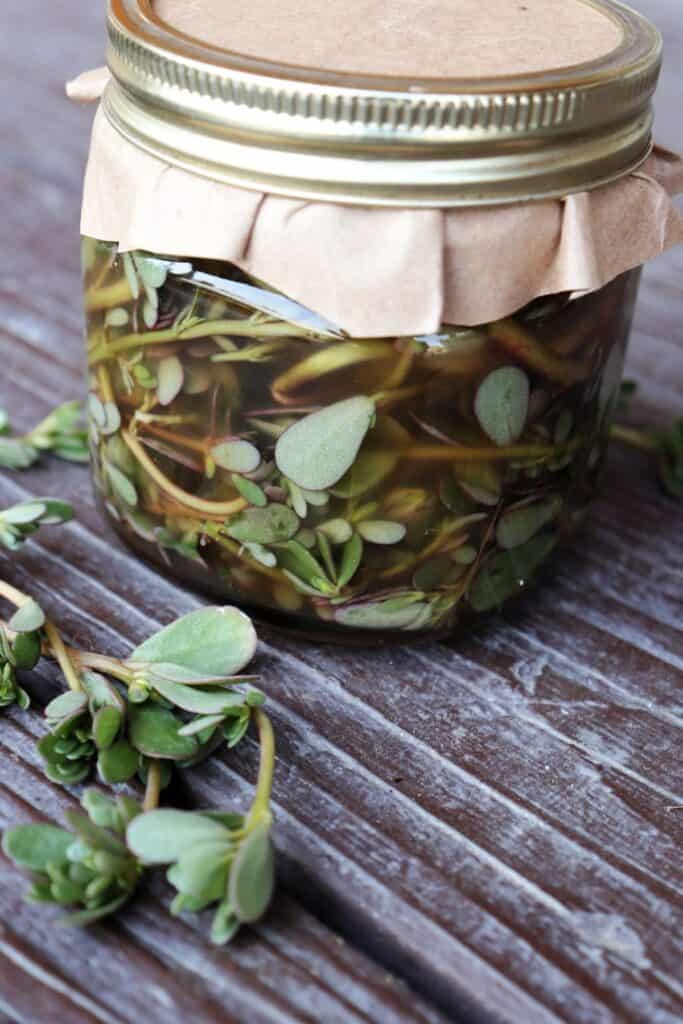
[177,712,227,737]
[12,630,41,670]
[128,705,199,761]
[150,677,249,715]
[9,599,45,633]
[228,821,275,923]
[2,824,73,871]
[128,607,257,678]
[92,705,122,750]
[127,810,231,864]
[167,840,230,901]
[44,691,88,721]
[210,900,241,944]
[2,502,46,525]
[59,893,131,927]
[81,671,126,713]
[97,740,139,784]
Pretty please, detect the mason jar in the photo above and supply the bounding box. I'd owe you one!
[75,0,678,641]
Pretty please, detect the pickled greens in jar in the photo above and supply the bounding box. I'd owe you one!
[83,239,640,640]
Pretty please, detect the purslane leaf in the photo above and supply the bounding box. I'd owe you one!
[59,893,131,927]
[127,810,231,864]
[211,439,261,474]
[150,677,250,715]
[474,366,529,446]
[469,531,558,612]
[275,396,376,491]
[127,704,199,761]
[226,504,299,546]
[0,437,38,469]
[128,607,257,678]
[335,593,427,630]
[97,740,139,784]
[228,821,275,923]
[44,691,88,721]
[9,598,45,633]
[496,496,562,550]
[167,840,230,900]
[2,824,73,871]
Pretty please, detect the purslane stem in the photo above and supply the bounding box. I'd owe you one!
[98,364,115,405]
[0,579,33,609]
[143,760,162,812]
[43,622,83,693]
[382,343,414,390]
[135,423,209,454]
[245,709,275,831]
[84,277,133,312]
[72,650,135,685]
[203,525,284,582]
[0,616,134,687]
[389,439,582,462]
[372,385,423,408]
[488,318,589,385]
[121,429,248,517]
[0,579,84,693]
[609,423,659,453]
[89,320,319,364]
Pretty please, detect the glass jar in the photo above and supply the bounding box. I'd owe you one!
[75,0,672,640]
[83,240,641,639]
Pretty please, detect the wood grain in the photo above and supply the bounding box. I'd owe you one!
[0,1,681,1022]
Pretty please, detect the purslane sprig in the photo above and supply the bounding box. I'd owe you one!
[0,499,73,550]
[21,604,264,790]
[0,402,89,470]
[3,777,274,937]
[4,791,142,925]
[3,710,275,940]
[0,619,37,711]
[0,581,277,943]
[0,508,72,712]
[611,380,683,499]
[0,575,277,942]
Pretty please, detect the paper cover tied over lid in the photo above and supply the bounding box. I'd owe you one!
[105,0,662,205]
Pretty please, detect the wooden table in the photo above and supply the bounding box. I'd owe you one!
[0,2,681,1021]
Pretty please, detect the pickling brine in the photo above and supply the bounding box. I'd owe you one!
[83,238,640,640]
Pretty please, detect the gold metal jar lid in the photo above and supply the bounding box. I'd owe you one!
[104,0,662,206]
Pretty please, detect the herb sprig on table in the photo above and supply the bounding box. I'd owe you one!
[0,584,276,942]
[610,380,683,499]
[0,402,89,469]
[0,427,277,943]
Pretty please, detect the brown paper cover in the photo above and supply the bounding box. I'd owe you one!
[69,71,683,336]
